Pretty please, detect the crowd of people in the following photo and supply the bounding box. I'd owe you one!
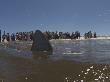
[84,31,97,39]
[1,31,34,42]
[44,31,81,40]
[44,31,96,40]
[0,30,97,42]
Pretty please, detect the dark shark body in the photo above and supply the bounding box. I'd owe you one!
[31,30,53,52]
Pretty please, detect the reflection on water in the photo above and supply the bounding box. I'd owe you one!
[0,40,110,81]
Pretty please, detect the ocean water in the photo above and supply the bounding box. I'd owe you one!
[51,39,110,64]
[0,40,110,82]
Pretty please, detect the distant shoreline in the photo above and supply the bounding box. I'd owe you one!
[1,36,110,44]
[50,36,110,41]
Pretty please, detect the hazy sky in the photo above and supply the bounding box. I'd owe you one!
[0,0,110,35]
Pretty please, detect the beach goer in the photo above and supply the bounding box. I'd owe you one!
[2,31,6,42]
[93,32,97,38]
[6,33,10,42]
[11,33,15,41]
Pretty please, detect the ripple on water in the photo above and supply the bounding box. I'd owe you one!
[64,64,110,82]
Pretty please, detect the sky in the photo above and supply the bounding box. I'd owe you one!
[0,0,110,35]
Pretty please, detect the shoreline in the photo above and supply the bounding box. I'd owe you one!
[1,36,110,44]
[0,36,110,43]
[50,36,110,41]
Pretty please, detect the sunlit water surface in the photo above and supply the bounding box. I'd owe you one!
[0,40,110,82]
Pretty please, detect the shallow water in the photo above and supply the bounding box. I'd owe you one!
[0,40,110,82]
[51,39,110,64]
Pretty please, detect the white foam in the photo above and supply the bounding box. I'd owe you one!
[63,52,83,55]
